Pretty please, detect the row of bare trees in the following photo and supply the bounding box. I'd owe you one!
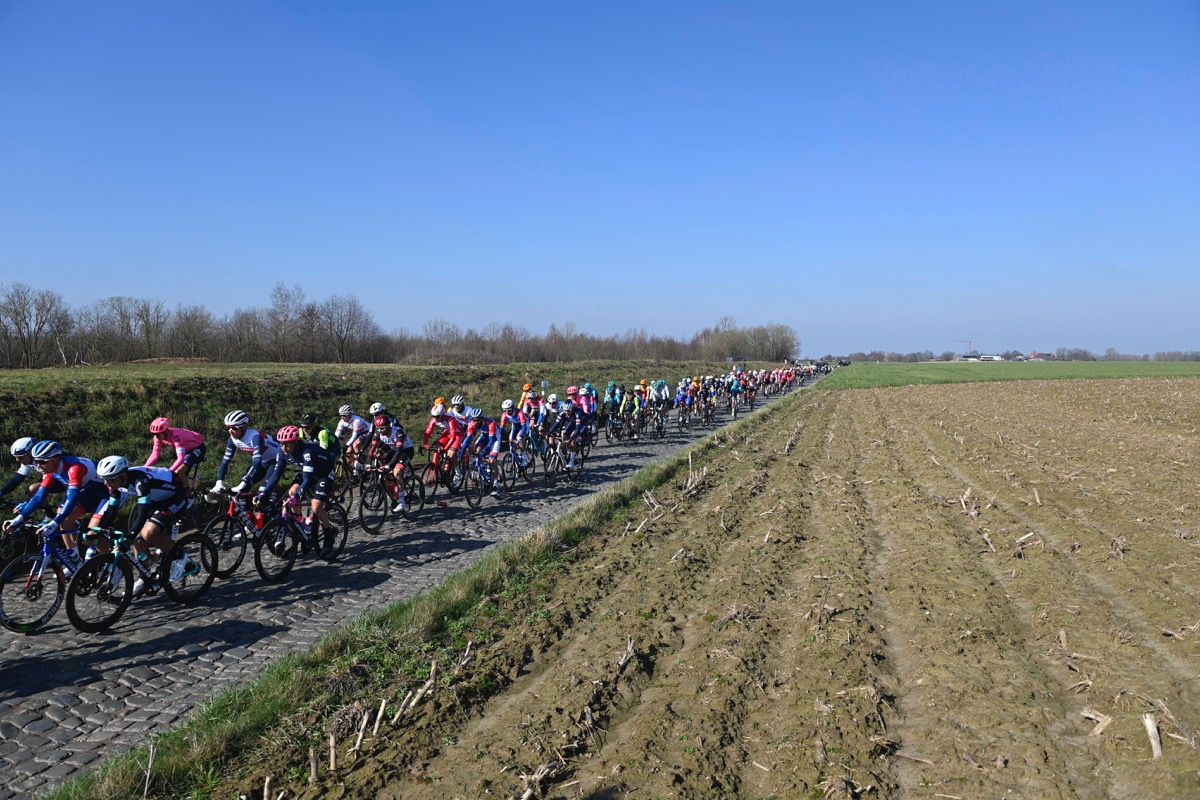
[0,282,799,368]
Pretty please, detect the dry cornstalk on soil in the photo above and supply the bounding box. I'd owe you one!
[390,659,439,725]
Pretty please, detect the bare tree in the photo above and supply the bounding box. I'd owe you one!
[0,283,72,368]
[320,295,380,364]
[169,304,216,358]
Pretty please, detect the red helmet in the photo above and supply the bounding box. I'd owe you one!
[373,414,389,428]
[276,425,301,443]
[150,417,171,434]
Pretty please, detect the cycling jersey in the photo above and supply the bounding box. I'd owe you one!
[424,413,466,451]
[92,466,188,532]
[22,456,107,525]
[301,425,342,456]
[500,409,530,442]
[145,426,206,472]
[217,429,282,485]
[0,461,41,500]
[335,415,372,448]
[463,417,501,456]
[261,441,336,498]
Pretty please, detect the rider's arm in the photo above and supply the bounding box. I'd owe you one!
[144,435,163,468]
[216,437,237,482]
[259,449,287,497]
[0,464,33,499]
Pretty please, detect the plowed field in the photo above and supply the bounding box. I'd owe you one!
[230,379,1200,799]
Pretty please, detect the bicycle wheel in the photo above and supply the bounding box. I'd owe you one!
[447,460,466,495]
[203,513,251,579]
[498,452,517,487]
[490,458,509,496]
[254,520,298,583]
[421,461,441,500]
[566,448,585,482]
[161,533,217,605]
[401,472,425,520]
[465,463,485,509]
[321,502,349,560]
[358,478,389,534]
[65,556,133,634]
[543,454,559,489]
[0,553,66,633]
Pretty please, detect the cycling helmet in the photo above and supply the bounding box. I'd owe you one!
[368,402,387,415]
[430,403,445,416]
[522,383,533,391]
[300,412,318,426]
[10,437,35,458]
[373,414,389,428]
[547,393,558,404]
[567,385,578,395]
[150,417,171,434]
[639,379,647,386]
[560,401,574,414]
[451,395,465,406]
[276,425,301,443]
[224,409,250,427]
[607,381,616,389]
[96,455,129,479]
[469,407,482,419]
[30,440,63,461]
[656,380,666,388]
[583,383,593,391]
[338,405,354,416]
[634,384,645,392]
[501,399,514,410]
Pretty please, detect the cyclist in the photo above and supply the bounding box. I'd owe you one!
[258,426,339,559]
[421,402,466,481]
[334,405,372,474]
[368,402,415,512]
[620,385,645,440]
[649,380,671,420]
[729,374,743,413]
[211,410,281,497]
[500,399,530,467]
[144,417,206,478]
[548,399,585,469]
[462,407,504,495]
[0,437,41,501]
[536,392,560,438]
[2,440,108,571]
[448,395,477,426]
[518,383,535,412]
[299,412,341,456]
[90,455,197,595]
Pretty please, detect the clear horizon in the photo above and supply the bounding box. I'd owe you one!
[1,1,1197,357]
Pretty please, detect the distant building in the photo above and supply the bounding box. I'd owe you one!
[1028,351,1055,362]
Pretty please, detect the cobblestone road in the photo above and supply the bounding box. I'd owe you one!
[0,388,801,798]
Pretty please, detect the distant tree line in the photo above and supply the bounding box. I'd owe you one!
[0,282,798,368]
[823,348,1199,363]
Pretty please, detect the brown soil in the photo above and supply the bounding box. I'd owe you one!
[224,379,1200,799]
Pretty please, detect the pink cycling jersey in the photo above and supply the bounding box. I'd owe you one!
[145,427,205,471]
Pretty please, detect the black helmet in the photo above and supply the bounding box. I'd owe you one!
[300,412,317,426]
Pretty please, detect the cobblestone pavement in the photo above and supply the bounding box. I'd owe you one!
[0,388,803,798]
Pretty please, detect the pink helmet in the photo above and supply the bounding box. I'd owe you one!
[150,417,171,434]
[567,385,578,395]
[276,425,301,443]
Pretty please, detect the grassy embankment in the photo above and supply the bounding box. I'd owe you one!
[819,360,1200,390]
[0,359,760,464]
[45,374,805,800]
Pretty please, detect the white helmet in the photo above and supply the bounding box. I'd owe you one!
[430,403,445,416]
[546,393,558,404]
[97,455,130,479]
[338,405,354,416]
[451,395,465,406]
[559,401,574,414]
[501,399,514,410]
[10,437,35,458]
[224,409,250,427]
[469,407,482,419]
[368,402,386,415]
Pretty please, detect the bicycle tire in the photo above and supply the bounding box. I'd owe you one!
[161,533,217,605]
[401,472,425,520]
[421,461,441,500]
[543,453,559,489]
[358,480,389,534]
[0,552,66,633]
[65,555,132,634]
[465,463,485,509]
[321,502,349,560]
[254,520,298,583]
[185,482,222,532]
[566,449,585,482]
[203,513,251,580]
[498,452,517,487]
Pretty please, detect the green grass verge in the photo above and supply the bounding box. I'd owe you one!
[818,361,1200,390]
[45,388,804,800]
[0,359,777,470]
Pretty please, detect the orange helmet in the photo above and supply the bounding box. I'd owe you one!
[522,383,533,391]
[434,396,446,407]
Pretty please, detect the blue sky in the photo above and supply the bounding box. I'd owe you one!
[1,1,1197,357]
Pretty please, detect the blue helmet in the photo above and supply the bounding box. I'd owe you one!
[30,440,63,460]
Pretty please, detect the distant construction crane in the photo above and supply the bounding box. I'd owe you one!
[954,339,974,355]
